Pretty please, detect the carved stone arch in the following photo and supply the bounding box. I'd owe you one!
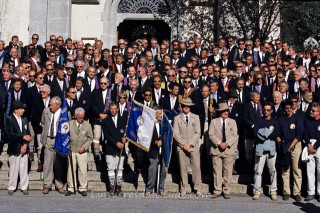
[101,0,171,48]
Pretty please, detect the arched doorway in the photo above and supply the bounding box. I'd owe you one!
[118,20,171,44]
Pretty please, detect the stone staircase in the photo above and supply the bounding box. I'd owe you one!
[0,144,251,193]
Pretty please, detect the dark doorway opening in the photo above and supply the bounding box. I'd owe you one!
[118,20,171,44]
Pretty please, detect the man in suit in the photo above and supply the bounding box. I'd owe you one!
[111,73,128,102]
[226,36,239,62]
[235,77,250,104]
[141,88,154,108]
[161,82,180,123]
[138,66,152,93]
[84,66,99,93]
[145,106,167,197]
[117,91,129,119]
[209,81,226,111]
[73,77,91,116]
[65,107,93,197]
[151,75,168,106]
[102,103,127,196]
[43,64,56,86]
[209,103,238,199]
[50,67,67,100]
[5,101,32,195]
[243,91,263,170]
[5,78,26,116]
[218,50,235,71]
[41,96,68,194]
[173,98,202,197]
[91,77,112,158]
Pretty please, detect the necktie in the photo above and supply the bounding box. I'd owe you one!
[70,100,72,108]
[222,119,226,142]
[204,99,208,120]
[303,103,308,112]
[77,123,81,133]
[5,82,8,91]
[89,80,92,90]
[50,113,55,137]
[16,93,19,101]
[186,115,189,124]
[113,117,117,128]
[238,90,242,103]
[158,122,162,138]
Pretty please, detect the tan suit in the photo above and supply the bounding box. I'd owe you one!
[67,120,93,193]
[209,117,238,195]
[173,113,201,193]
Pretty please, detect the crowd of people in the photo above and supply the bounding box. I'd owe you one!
[0,33,320,202]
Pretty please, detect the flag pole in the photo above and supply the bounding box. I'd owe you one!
[68,150,76,195]
[157,146,162,193]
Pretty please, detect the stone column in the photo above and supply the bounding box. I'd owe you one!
[29,0,48,45]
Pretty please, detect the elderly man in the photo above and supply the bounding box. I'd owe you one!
[173,98,201,197]
[5,101,32,195]
[41,96,69,194]
[65,107,93,197]
[209,103,238,199]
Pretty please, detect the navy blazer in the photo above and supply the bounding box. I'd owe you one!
[102,115,127,156]
[5,115,30,156]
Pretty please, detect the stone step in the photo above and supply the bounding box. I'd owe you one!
[0,180,248,194]
[0,169,252,185]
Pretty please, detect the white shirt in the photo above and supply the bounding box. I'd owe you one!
[112,115,118,128]
[13,113,22,132]
[57,78,64,91]
[77,70,86,78]
[119,103,126,116]
[102,89,108,103]
[155,122,161,137]
[220,117,228,126]
[144,101,151,107]
[170,95,177,110]
[154,89,161,104]
[87,77,96,92]
[48,108,61,137]
[76,88,83,100]
[43,98,50,108]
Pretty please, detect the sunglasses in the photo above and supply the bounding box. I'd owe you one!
[292,100,298,103]
[222,54,228,56]
[282,64,289,67]
[153,80,161,83]
[144,94,152,96]
[100,82,108,85]
[119,43,125,45]
[311,109,319,113]
[46,69,53,71]
[263,109,272,112]
[257,78,263,80]
[119,97,126,99]
[32,37,39,40]
[29,75,35,77]
[69,91,77,94]
[88,49,94,51]
[184,81,191,83]
[180,71,187,73]
[76,66,83,68]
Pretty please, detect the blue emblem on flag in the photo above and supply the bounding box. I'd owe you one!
[54,100,70,157]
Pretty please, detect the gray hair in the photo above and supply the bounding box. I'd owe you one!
[130,79,139,87]
[41,84,51,94]
[272,91,281,98]
[75,107,85,116]
[278,80,289,89]
[250,91,260,98]
[50,96,61,106]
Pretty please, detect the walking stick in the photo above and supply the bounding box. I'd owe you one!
[68,151,76,195]
[156,146,162,193]
[113,146,124,194]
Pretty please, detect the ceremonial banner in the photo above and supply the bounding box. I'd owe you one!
[54,100,70,157]
[161,113,173,171]
[126,100,157,151]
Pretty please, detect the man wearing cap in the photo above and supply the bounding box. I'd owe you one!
[5,101,32,195]
[173,97,202,197]
[209,103,238,199]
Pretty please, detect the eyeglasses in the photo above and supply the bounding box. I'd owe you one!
[268,61,275,63]
[282,64,289,67]
[76,66,83,68]
[187,66,193,69]
[239,43,245,45]
[69,91,77,94]
[263,109,272,112]
[27,66,31,68]
[32,37,39,40]
[184,81,191,83]
[148,64,155,67]
[311,109,319,113]
[29,75,35,77]
[153,80,161,83]
[57,39,63,41]
[292,100,298,103]
[119,97,126,99]
[173,53,180,55]
[46,69,53,71]
[236,66,242,68]
[100,82,107,85]
[49,55,55,57]
[119,43,125,45]
[257,78,263,80]
[168,75,175,77]
[246,44,252,46]
[54,49,60,52]
[127,52,133,54]
[228,40,233,43]
[180,71,187,73]
[188,42,194,45]
[276,42,281,45]
[88,49,93,51]
[222,54,228,56]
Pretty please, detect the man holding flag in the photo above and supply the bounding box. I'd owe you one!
[145,106,167,197]
[41,96,70,194]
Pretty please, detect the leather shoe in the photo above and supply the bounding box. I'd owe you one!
[159,192,166,197]
[21,190,29,195]
[145,192,151,198]
[283,194,290,201]
[37,163,43,172]
[79,191,87,197]
[8,190,14,195]
[223,194,231,199]
[57,188,65,194]
[43,187,50,194]
[252,194,260,200]
[293,195,301,202]
[65,191,73,196]
[271,194,277,201]
[305,195,314,201]
[211,193,221,199]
